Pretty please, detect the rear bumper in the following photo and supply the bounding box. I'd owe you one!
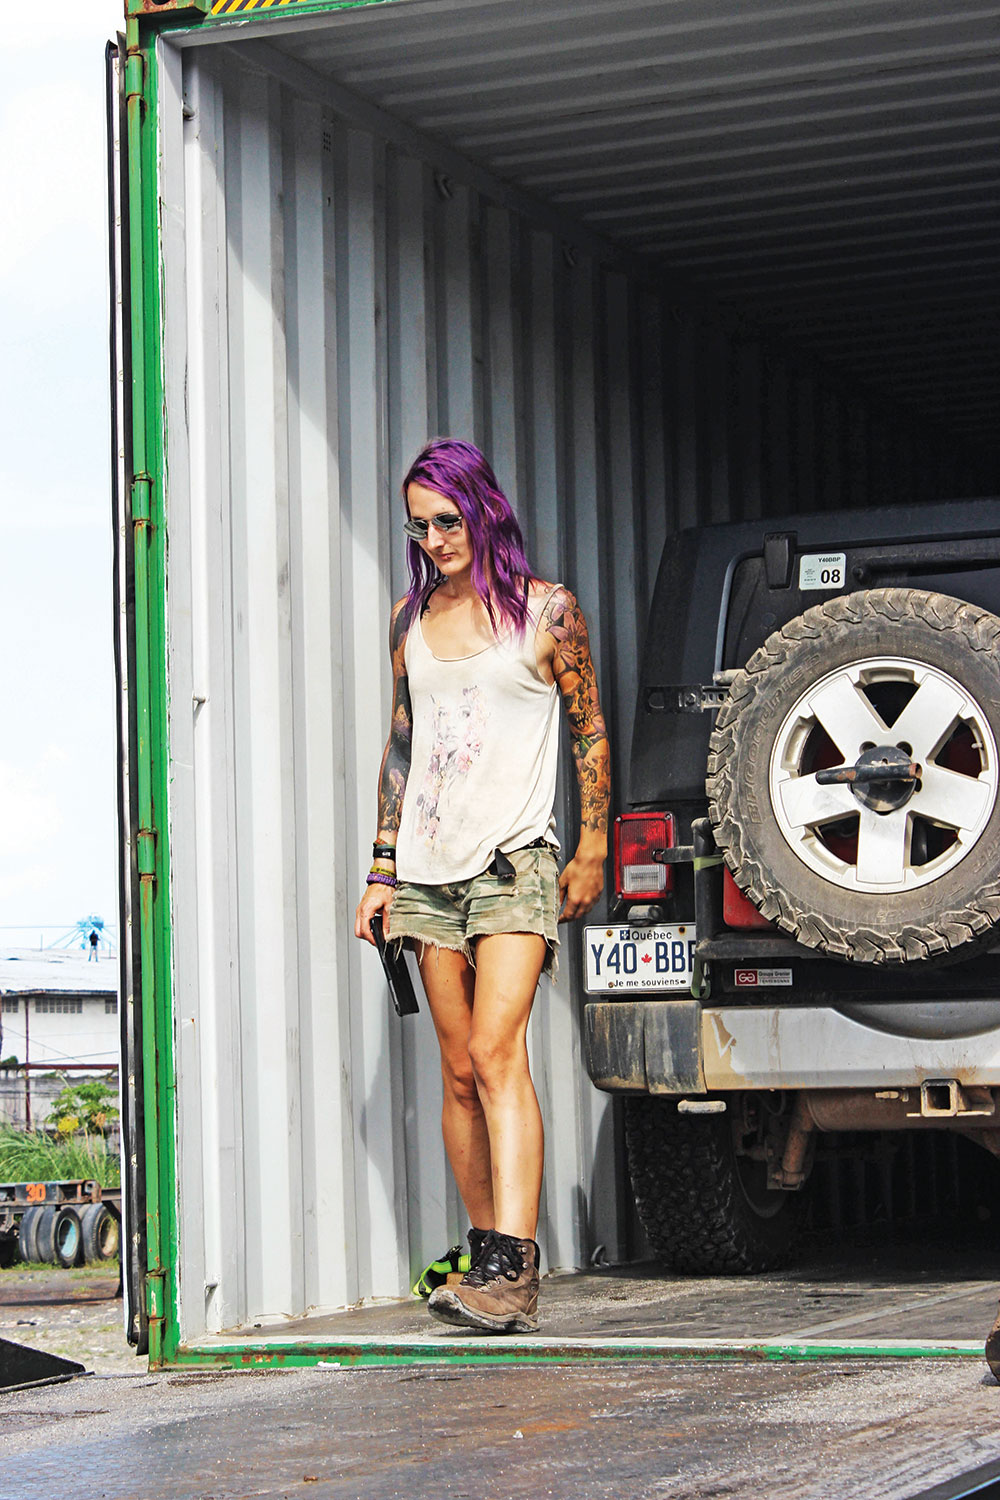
[585,1000,1000,1093]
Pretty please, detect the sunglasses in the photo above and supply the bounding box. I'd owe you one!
[403,512,465,541]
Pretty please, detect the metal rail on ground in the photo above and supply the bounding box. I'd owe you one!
[908,1458,1000,1500]
[177,1334,985,1370]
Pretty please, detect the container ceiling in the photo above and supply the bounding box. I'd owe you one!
[220,0,1000,451]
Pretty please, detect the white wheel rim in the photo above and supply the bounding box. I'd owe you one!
[768,656,998,894]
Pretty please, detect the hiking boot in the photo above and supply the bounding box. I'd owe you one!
[986,1301,1000,1379]
[468,1225,488,1267]
[412,1228,488,1299]
[427,1229,540,1333]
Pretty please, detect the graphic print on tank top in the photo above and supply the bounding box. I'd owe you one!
[413,686,489,848]
[396,584,564,886]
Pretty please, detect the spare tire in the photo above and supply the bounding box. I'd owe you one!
[707,589,1000,964]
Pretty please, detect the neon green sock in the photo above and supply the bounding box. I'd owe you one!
[412,1245,472,1298]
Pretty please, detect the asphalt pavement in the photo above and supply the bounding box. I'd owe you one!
[3,1251,1000,1499]
[1,1357,1000,1499]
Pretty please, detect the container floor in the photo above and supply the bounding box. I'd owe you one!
[194,1234,1000,1360]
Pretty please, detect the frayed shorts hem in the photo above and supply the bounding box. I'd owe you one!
[387,847,561,980]
[388,928,559,980]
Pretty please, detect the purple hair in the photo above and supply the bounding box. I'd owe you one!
[400,438,535,636]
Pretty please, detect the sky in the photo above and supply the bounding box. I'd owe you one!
[0,1,126,947]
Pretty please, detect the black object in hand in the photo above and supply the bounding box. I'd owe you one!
[370,913,420,1016]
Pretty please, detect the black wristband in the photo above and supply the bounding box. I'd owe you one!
[372,842,397,862]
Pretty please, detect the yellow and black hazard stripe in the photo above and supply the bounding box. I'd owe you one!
[211,0,332,13]
[131,0,365,20]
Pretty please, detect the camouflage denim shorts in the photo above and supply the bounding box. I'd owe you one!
[388,845,561,977]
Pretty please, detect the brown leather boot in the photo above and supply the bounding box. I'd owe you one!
[986,1301,1000,1379]
[428,1230,540,1333]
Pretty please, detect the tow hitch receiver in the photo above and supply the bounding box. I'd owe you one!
[912,1080,995,1118]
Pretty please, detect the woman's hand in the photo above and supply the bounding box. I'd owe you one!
[355,880,396,945]
[557,847,605,923]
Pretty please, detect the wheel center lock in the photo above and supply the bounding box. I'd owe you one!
[849,745,919,813]
[815,744,921,812]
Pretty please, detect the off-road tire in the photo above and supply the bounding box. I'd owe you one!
[624,1096,798,1273]
[707,589,1000,964]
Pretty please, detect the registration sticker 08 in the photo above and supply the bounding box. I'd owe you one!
[584,924,696,993]
[798,551,846,590]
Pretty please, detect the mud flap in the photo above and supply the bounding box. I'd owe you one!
[585,1000,705,1094]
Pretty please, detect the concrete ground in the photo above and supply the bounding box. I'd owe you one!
[1,1358,1000,1499]
[0,1266,129,1375]
[2,1245,1000,1498]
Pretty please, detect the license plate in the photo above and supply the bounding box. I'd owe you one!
[584,924,696,993]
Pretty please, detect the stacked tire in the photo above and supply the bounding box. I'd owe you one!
[80,1204,119,1264]
[17,1203,119,1267]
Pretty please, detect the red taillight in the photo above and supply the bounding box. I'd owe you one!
[614,812,675,900]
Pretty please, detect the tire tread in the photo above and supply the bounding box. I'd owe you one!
[624,1098,796,1274]
[707,589,1000,965]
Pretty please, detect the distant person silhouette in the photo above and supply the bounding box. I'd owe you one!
[88,930,99,961]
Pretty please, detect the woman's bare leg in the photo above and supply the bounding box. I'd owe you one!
[418,945,495,1230]
[468,933,547,1241]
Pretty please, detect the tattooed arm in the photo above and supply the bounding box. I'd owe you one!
[376,599,413,846]
[355,600,412,945]
[540,587,611,922]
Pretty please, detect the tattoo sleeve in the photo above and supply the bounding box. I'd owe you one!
[542,588,611,840]
[376,601,412,843]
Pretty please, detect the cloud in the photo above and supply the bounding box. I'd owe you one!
[0,496,110,534]
[0,1,122,932]
[0,757,66,857]
[0,80,107,285]
[0,864,66,907]
[0,3,126,287]
[2,1,124,49]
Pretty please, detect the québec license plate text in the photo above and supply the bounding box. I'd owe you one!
[584,924,696,993]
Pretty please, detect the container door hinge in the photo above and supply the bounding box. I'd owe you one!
[137,828,156,878]
[124,51,145,107]
[131,473,152,525]
[144,1268,165,1322]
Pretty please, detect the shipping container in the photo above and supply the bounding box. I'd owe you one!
[110,0,1000,1366]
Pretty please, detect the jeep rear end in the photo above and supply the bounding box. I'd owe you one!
[584,497,1000,1271]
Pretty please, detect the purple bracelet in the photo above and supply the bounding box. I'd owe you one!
[366,871,397,887]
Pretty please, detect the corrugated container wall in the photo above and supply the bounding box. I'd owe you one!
[154,39,986,1340]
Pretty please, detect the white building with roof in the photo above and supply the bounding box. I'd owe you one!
[0,949,119,1129]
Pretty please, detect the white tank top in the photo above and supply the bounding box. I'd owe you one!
[396,585,562,885]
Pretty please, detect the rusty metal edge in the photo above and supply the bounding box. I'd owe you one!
[167,1336,986,1370]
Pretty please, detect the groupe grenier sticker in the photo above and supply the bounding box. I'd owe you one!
[734,967,793,987]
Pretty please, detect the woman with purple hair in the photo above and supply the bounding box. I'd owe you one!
[355,437,610,1332]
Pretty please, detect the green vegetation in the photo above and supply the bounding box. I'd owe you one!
[0,1127,120,1189]
[48,1079,119,1135]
